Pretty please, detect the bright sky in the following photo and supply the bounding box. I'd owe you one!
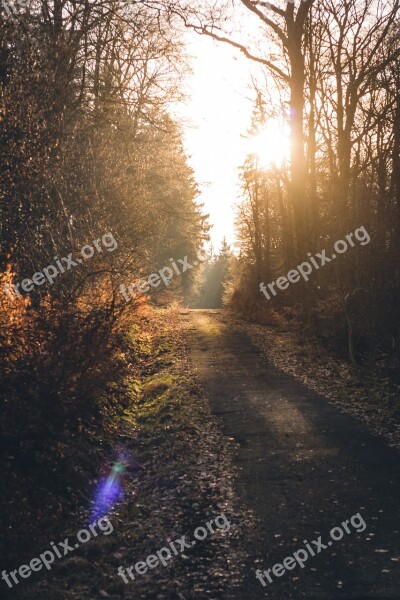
[174,6,292,252]
[176,32,256,250]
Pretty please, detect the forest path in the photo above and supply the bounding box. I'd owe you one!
[181,309,400,599]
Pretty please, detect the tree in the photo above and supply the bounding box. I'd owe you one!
[171,0,316,258]
[0,0,207,437]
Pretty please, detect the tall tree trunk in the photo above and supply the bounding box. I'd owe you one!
[286,15,309,261]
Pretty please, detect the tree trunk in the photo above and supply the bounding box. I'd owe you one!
[288,34,308,260]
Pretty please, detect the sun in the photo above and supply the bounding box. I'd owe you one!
[246,121,290,169]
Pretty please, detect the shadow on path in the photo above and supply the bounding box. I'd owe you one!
[182,309,400,599]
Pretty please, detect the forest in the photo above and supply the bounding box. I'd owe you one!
[1,1,400,599]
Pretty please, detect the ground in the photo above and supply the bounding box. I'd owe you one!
[10,307,248,600]
[182,309,400,599]
[5,307,400,599]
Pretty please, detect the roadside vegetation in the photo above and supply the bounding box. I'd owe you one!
[7,306,248,600]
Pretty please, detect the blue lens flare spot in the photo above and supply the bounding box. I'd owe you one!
[90,461,126,522]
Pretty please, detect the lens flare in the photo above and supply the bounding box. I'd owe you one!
[90,461,126,523]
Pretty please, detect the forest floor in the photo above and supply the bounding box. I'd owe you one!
[182,309,400,599]
[8,306,250,600]
[4,306,400,599]
[229,310,400,450]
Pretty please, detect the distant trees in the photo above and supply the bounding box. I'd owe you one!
[194,239,232,308]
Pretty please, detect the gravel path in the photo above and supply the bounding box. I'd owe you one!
[182,309,400,599]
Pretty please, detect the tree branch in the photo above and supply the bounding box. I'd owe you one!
[239,0,288,45]
[191,25,289,82]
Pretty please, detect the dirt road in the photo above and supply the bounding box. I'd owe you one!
[182,309,400,599]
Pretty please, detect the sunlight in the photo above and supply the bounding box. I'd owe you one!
[176,31,289,246]
[176,34,256,248]
[246,121,290,169]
